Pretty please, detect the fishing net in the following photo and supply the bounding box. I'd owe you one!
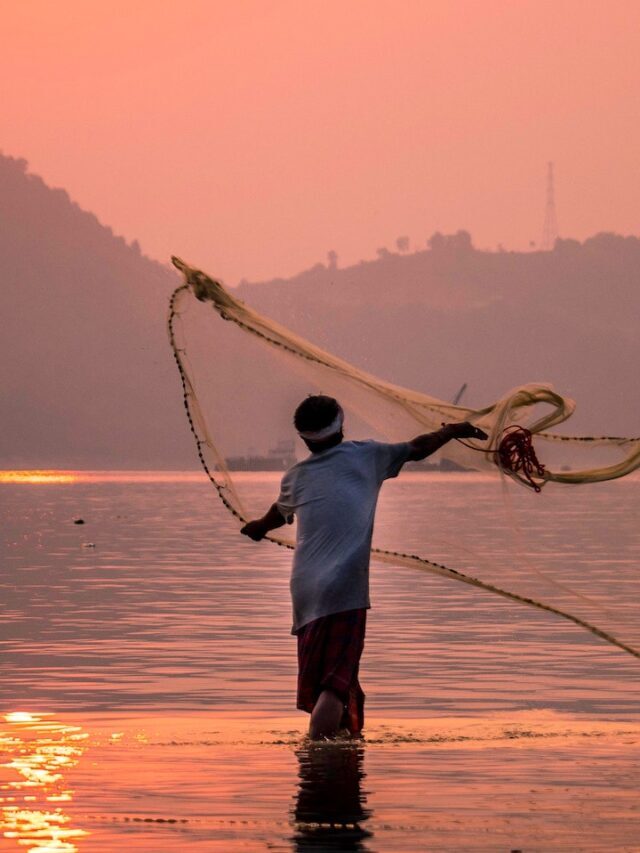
[168,257,640,659]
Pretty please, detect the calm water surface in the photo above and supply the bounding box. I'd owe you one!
[1,472,639,851]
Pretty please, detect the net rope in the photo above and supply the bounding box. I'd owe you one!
[168,257,640,660]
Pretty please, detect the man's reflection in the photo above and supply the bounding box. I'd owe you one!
[291,741,372,851]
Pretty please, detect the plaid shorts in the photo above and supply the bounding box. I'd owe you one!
[296,607,367,735]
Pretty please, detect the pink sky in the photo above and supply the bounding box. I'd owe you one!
[3,0,639,282]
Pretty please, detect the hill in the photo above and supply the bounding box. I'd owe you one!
[1,154,638,467]
[0,154,189,468]
[238,232,640,437]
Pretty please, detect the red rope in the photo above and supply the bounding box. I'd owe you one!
[496,425,546,492]
[450,424,546,492]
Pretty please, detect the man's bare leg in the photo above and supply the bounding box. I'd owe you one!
[309,689,344,739]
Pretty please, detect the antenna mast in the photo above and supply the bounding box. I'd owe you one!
[541,161,559,251]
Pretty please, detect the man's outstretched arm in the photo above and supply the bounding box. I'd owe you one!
[408,421,488,461]
[240,503,290,541]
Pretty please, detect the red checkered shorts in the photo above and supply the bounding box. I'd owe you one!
[295,607,367,735]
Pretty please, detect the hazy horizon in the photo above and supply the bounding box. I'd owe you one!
[2,145,639,469]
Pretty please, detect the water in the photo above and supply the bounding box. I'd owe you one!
[1,472,639,850]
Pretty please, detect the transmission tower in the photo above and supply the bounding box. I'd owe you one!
[541,161,559,251]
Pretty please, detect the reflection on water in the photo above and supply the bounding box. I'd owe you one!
[0,470,208,485]
[0,711,638,850]
[0,471,79,485]
[0,712,88,851]
[1,472,640,849]
[291,741,372,852]
[2,472,639,717]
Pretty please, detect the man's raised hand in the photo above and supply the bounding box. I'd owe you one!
[453,422,489,441]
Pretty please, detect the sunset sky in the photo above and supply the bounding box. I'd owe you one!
[4,0,639,282]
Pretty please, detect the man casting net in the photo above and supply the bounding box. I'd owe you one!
[167,257,640,670]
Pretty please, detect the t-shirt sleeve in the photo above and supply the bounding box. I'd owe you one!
[370,440,413,481]
[275,469,296,523]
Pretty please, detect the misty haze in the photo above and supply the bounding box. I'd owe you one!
[1,154,638,468]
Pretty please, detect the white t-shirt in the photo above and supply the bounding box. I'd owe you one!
[276,439,412,634]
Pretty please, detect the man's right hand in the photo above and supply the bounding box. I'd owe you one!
[452,421,489,440]
[240,520,267,541]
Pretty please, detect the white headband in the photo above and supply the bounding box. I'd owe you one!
[298,411,344,441]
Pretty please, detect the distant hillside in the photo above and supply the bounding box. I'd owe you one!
[0,154,190,467]
[239,232,640,436]
[1,154,638,467]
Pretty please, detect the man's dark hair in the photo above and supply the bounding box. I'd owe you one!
[294,395,342,433]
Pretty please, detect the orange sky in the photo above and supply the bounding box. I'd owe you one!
[3,0,640,282]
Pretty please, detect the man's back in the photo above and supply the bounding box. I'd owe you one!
[277,440,411,633]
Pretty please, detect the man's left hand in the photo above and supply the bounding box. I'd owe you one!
[240,520,267,541]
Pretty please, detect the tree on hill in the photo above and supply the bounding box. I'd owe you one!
[427,230,474,253]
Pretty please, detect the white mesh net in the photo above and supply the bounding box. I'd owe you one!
[168,257,640,659]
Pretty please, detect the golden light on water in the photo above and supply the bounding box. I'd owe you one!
[0,470,209,485]
[0,471,78,485]
[5,713,37,723]
[0,713,88,851]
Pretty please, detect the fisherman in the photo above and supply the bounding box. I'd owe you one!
[241,395,488,739]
